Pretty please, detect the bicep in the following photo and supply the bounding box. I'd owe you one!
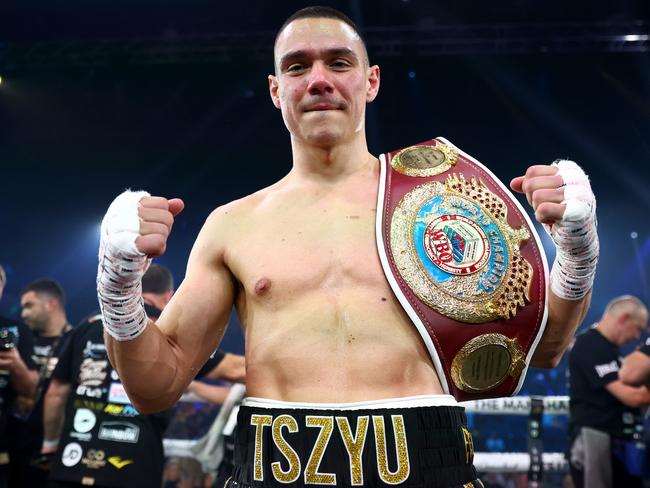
[532,292,592,367]
[155,213,237,374]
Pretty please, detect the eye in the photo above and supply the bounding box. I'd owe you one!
[330,59,352,69]
[286,64,306,73]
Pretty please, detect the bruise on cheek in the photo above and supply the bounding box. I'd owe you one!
[254,278,272,296]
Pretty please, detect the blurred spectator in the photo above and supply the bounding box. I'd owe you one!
[41,265,240,487]
[0,266,39,488]
[8,279,72,488]
[568,295,650,488]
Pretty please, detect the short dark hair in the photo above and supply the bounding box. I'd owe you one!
[21,279,66,307]
[274,6,369,65]
[142,264,174,294]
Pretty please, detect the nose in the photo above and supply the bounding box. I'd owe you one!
[307,62,334,95]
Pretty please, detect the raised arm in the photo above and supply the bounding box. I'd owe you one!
[510,161,598,368]
[100,192,236,413]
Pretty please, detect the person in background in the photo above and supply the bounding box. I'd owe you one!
[42,264,243,488]
[8,279,72,488]
[0,265,38,488]
[568,295,650,488]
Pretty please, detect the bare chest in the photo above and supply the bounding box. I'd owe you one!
[229,197,388,301]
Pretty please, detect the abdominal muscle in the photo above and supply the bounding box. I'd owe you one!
[243,287,445,403]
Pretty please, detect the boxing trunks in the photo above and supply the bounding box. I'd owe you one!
[376,137,549,401]
[225,396,483,488]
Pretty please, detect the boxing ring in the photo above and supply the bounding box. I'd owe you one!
[163,395,570,477]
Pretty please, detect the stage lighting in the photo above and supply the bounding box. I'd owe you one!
[623,34,649,42]
[631,231,639,239]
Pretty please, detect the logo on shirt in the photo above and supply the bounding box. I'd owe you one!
[82,340,106,359]
[594,360,619,378]
[104,403,140,417]
[81,449,106,469]
[76,385,106,399]
[98,422,140,443]
[74,399,105,412]
[108,382,130,404]
[61,442,83,467]
[73,409,97,433]
[79,358,109,386]
[108,456,134,469]
[71,409,96,441]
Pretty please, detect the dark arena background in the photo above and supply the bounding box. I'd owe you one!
[1,1,649,487]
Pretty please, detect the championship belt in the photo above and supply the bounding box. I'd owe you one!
[376,137,549,401]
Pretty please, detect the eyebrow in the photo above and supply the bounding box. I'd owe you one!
[279,47,359,68]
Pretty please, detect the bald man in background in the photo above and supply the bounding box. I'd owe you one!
[568,295,650,488]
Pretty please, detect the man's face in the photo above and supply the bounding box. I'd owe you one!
[621,309,649,344]
[269,17,380,147]
[20,291,51,332]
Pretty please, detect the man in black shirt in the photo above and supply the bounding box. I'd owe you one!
[41,264,243,487]
[0,265,39,488]
[8,279,72,488]
[568,295,650,487]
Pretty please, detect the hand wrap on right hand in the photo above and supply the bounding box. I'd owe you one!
[97,190,151,341]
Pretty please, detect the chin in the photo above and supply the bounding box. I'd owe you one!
[308,133,343,147]
[302,124,348,146]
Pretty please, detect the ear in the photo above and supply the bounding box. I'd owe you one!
[366,65,380,103]
[618,312,631,327]
[268,75,281,109]
[46,297,57,312]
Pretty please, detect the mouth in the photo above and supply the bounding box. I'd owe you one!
[304,102,342,112]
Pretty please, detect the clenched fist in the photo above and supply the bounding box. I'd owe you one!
[510,165,565,227]
[135,196,185,257]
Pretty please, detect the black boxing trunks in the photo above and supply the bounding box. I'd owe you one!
[376,137,549,401]
[224,396,483,488]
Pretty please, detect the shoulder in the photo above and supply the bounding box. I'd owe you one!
[195,181,288,253]
[206,181,287,227]
[70,314,103,340]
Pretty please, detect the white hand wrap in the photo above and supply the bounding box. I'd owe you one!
[547,160,599,300]
[97,190,151,341]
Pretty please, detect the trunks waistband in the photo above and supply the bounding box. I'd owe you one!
[242,394,458,410]
[230,403,477,488]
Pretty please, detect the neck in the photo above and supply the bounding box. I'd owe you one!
[41,314,68,337]
[595,321,618,346]
[289,132,373,181]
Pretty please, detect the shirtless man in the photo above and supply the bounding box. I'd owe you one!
[98,7,597,487]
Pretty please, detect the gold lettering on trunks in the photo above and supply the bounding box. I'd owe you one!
[373,415,410,484]
[271,415,301,483]
[250,414,272,481]
[305,416,336,485]
[337,416,369,486]
[462,427,474,464]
